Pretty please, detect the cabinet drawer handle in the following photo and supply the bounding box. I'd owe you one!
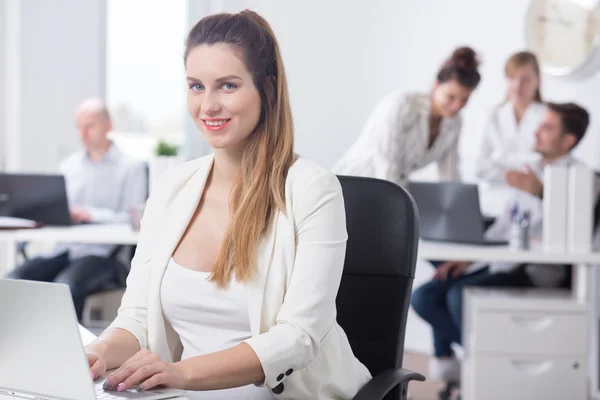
[510,360,552,376]
[510,316,553,331]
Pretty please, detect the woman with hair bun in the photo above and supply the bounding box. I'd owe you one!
[334,47,482,187]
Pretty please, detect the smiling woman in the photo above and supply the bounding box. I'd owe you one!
[186,48,262,153]
[84,9,371,400]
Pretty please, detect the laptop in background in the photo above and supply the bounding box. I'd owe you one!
[408,181,507,246]
[0,279,184,400]
[0,173,72,226]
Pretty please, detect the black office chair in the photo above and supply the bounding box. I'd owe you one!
[336,176,425,400]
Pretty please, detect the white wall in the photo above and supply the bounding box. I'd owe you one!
[189,0,600,354]
[188,0,600,176]
[0,1,6,170]
[4,0,106,172]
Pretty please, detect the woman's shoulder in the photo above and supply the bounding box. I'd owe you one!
[478,102,509,128]
[284,157,345,223]
[487,101,511,118]
[149,155,213,198]
[286,157,342,198]
[365,91,423,125]
[287,157,338,185]
[380,90,423,110]
[530,101,548,114]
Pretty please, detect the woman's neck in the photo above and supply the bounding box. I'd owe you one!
[430,95,443,121]
[513,101,532,124]
[212,149,243,188]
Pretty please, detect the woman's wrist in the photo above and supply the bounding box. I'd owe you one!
[85,339,109,359]
[173,360,194,390]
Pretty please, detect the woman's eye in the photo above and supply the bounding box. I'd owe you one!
[221,82,237,91]
[190,84,204,91]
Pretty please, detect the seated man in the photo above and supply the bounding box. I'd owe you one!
[411,102,591,383]
[6,98,147,321]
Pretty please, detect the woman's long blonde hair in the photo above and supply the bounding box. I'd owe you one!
[184,10,295,287]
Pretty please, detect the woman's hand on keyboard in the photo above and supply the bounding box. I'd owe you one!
[87,350,108,381]
[101,348,186,393]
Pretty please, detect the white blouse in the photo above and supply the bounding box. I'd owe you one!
[333,91,462,188]
[160,258,275,400]
[475,101,547,217]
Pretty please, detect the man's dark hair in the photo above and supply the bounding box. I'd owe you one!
[546,102,589,148]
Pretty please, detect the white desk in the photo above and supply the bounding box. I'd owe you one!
[418,240,600,304]
[0,224,139,274]
[417,239,600,399]
[419,240,600,265]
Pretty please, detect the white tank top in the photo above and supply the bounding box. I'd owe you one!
[160,258,275,400]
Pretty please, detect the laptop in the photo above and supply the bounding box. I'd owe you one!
[0,173,73,226]
[0,279,184,400]
[408,181,507,245]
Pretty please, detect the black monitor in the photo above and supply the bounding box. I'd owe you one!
[407,181,506,245]
[0,173,72,226]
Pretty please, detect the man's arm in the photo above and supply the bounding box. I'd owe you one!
[86,162,148,223]
[505,166,543,197]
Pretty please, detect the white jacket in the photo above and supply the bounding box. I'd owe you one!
[333,91,462,188]
[475,101,547,217]
[107,154,371,399]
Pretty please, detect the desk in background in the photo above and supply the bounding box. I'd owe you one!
[418,240,600,399]
[0,223,139,275]
[418,240,600,303]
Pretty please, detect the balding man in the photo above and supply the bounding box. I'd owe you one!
[7,98,147,320]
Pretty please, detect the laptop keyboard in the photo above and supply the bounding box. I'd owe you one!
[94,383,160,399]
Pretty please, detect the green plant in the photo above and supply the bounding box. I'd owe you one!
[155,140,178,156]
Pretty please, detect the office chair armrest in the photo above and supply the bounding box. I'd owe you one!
[352,368,426,400]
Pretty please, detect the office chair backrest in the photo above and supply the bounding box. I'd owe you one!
[336,176,420,380]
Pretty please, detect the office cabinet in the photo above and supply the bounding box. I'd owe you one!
[462,288,588,400]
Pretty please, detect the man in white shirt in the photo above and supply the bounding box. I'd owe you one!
[411,102,593,382]
[6,98,147,321]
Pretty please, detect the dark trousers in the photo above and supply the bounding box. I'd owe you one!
[411,262,533,357]
[6,251,124,321]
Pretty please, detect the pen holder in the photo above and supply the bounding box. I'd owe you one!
[510,221,530,250]
[509,209,531,251]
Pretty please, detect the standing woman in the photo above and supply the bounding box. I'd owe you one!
[84,10,371,400]
[333,47,482,187]
[475,51,546,217]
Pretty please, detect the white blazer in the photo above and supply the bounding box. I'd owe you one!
[333,91,462,188]
[107,154,372,399]
[475,101,547,217]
